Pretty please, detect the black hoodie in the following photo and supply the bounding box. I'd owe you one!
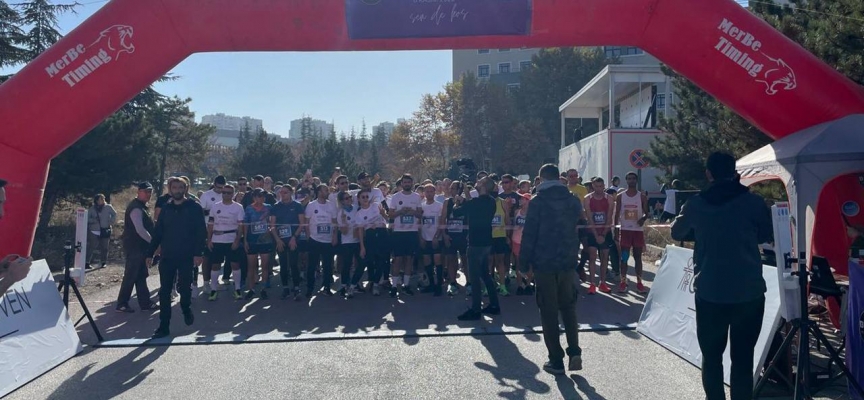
[671,180,773,304]
[519,182,584,273]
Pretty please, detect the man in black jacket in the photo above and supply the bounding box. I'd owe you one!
[147,177,207,338]
[453,177,501,320]
[671,152,772,400]
[520,164,585,375]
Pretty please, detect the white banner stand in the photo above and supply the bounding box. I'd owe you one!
[0,260,83,397]
[637,246,782,386]
[771,202,801,320]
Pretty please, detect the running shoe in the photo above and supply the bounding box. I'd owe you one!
[244,290,255,300]
[588,284,597,295]
[321,287,334,296]
[346,286,355,299]
[637,282,648,294]
[599,283,612,293]
[447,283,458,297]
[233,289,242,300]
[208,291,218,301]
[260,289,269,300]
[618,281,628,293]
[338,287,347,297]
[402,286,414,296]
[389,287,398,298]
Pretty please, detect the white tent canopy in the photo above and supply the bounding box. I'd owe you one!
[737,114,864,262]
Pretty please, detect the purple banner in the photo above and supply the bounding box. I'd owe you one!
[345,0,533,40]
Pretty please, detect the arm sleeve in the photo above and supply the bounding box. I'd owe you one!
[518,199,541,272]
[670,199,695,241]
[756,200,774,244]
[147,215,164,257]
[452,199,470,218]
[108,205,118,224]
[130,208,152,243]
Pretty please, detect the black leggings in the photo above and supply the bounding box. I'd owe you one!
[339,242,363,286]
[277,247,301,288]
[307,240,335,292]
[363,228,389,285]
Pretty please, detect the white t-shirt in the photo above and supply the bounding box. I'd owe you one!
[434,194,446,204]
[420,199,443,241]
[469,189,479,199]
[356,204,387,230]
[209,201,244,243]
[200,189,221,222]
[391,191,422,232]
[305,200,335,243]
[337,208,359,244]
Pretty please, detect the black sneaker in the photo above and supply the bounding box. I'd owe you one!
[115,305,135,313]
[321,287,333,296]
[281,288,291,299]
[244,290,255,300]
[568,355,583,371]
[183,312,194,326]
[389,287,398,298]
[457,309,482,321]
[338,287,346,297]
[543,361,565,375]
[481,305,501,315]
[152,327,170,339]
[402,286,414,296]
[260,290,269,300]
[305,289,313,299]
[525,285,535,295]
[516,286,525,296]
[85,263,93,270]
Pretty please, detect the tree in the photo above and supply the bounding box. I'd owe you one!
[368,141,381,177]
[649,0,864,188]
[148,97,214,194]
[358,119,369,156]
[230,128,296,180]
[17,0,76,59]
[0,1,25,74]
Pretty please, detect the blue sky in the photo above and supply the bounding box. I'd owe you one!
[41,1,453,137]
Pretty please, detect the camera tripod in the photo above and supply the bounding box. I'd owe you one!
[57,240,103,342]
[754,252,863,399]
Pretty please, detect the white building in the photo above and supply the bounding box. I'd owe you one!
[372,121,396,137]
[201,113,263,132]
[288,118,334,140]
[452,48,540,90]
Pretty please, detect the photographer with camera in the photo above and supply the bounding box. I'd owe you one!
[86,193,117,270]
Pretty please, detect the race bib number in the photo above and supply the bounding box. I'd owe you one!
[516,216,526,226]
[317,225,332,235]
[422,216,435,226]
[251,222,267,235]
[592,212,607,225]
[278,226,292,238]
[491,215,503,227]
[447,219,463,233]
[400,215,415,225]
[623,209,639,220]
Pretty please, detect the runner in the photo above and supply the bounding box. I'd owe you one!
[242,188,274,300]
[351,172,385,208]
[583,177,615,294]
[442,180,469,297]
[270,185,305,300]
[419,183,444,296]
[206,184,244,300]
[303,184,337,298]
[511,193,534,295]
[490,177,513,296]
[199,176,226,294]
[357,187,389,296]
[336,191,363,298]
[614,172,650,294]
[568,169,590,282]
[387,174,423,297]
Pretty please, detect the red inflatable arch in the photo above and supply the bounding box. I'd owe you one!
[1,0,864,257]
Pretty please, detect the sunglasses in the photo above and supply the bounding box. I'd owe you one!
[360,195,370,200]
[223,192,235,195]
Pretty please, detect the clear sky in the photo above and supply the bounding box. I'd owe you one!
[44,1,453,137]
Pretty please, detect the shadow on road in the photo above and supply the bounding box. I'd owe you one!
[46,346,168,400]
[474,335,551,399]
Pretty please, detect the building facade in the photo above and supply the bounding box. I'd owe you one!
[201,113,263,132]
[288,118,334,140]
[452,48,541,89]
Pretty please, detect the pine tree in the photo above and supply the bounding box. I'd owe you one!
[368,141,381,177]
[17,0,76,58]
[300,115,313,142]
[0,1,25,73]
[347,126,358,157]
[230,128,295,179]
[149,97,215,194]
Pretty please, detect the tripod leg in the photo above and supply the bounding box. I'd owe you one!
[69,279,104,342]
[755,324,799,397]
[810,325,864,398]
[794,321,812,400]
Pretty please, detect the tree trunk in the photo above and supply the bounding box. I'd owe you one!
[158,131,169,196]
[37,189,59,231]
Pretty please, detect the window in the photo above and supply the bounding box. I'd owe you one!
[507,83,521,93]
[498,62,511,74]
[656,93,666,109]
[478,64,490,77]
[603,46,645,58]
[478,49,490,54]
[519,60,532,71]
[498,48,510,52]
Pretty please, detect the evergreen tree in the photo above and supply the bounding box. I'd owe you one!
[358,119,369,156]
[368,141,381,177]
[17,0,76,58]
[300,115,313,142]
[230,128,295,179]
[0,1,25,73]
[372,125,388,148]
[347,126,358,157]
[149,97,215,194]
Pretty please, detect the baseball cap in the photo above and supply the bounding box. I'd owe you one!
[137,182,153,191]
[357,172,370,181]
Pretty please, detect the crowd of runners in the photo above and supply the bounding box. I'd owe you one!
[116,167,653,330]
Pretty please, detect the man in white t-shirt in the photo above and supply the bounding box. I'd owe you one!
[419,183,444,296]
[199,175,226,293]
[350,172,385,209]
[206,184,245,300]
[387,174,423,297]
[660,180,680,222]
